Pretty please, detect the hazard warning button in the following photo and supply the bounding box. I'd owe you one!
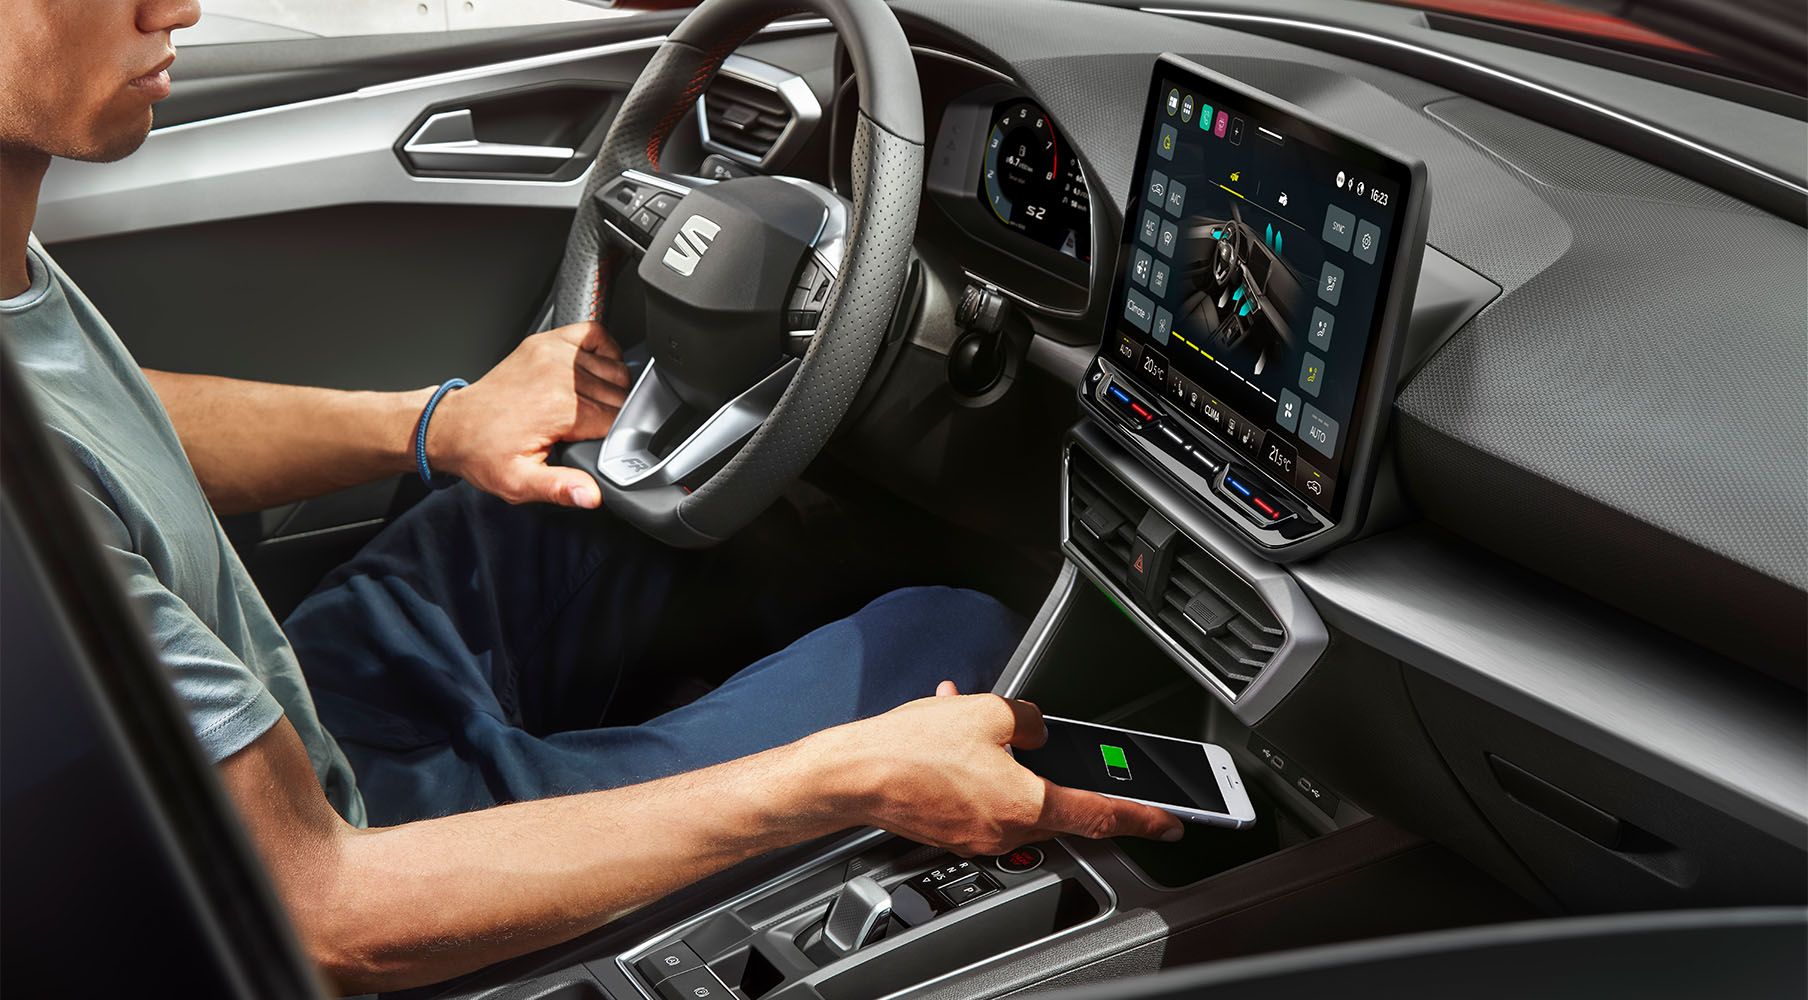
[1128,535,1157,596]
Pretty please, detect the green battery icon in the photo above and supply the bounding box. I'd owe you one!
[1100,744,1132,781]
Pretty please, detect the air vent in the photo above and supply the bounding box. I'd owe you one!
[1067,449,1148,591]
[701,72,794,163]
[1153,542,1285,695]
[1065,448,1285,698]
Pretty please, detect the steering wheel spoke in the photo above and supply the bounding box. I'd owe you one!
[595,357,798,489]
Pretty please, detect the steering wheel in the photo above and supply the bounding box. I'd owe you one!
[550,0,922,549]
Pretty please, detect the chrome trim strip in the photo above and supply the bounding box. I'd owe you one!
[1141,7,1808,198]
[994,562,1080,699]
[697,53,824,169]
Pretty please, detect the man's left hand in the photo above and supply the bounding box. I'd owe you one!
[427,322,630,509]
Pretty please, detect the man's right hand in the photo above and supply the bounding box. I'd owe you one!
[808,684,1185,856]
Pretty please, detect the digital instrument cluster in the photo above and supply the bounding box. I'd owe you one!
[977,100,1092,262]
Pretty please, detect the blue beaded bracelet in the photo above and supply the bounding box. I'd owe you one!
[413,378,468,489]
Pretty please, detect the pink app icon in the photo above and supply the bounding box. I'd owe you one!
[1213,110,1229,137]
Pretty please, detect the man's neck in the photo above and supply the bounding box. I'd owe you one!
[1,146,50,299]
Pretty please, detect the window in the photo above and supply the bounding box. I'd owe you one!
[178,0,639,46]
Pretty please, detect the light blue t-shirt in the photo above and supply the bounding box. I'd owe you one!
[2,236,365,825]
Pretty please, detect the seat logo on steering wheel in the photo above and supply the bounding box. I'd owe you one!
[662,214,722,277]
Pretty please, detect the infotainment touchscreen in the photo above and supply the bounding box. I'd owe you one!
[1092,55,1425,543]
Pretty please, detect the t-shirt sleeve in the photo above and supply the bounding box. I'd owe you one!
[81,492,285,763]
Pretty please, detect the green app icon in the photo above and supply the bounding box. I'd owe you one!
[1100,744,1132,781]
[1197,103,1214,130]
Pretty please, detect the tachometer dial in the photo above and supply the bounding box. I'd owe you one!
[980,100,1091,261]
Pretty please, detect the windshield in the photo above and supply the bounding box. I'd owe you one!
[1377,0,1806,99]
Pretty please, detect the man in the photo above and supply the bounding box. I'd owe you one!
[0,1,1182,992]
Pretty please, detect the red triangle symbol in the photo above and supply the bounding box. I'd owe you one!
[1132,553,1146,574]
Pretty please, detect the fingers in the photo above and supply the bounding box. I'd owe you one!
[575,366,628,411]
[569,398,620,441]
[978,695,1047,750]
[573,348,631,392]
[510,461,602,509]
[1037,782,1184,843]
[549,321,626,362]
[936,680,960,697]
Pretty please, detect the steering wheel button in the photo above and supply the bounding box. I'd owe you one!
[645,192,680,216]
[631,206,661,238]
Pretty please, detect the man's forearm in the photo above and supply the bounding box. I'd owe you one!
[294,734,861,993]
[146,371,431,513]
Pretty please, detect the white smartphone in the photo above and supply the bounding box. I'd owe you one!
[1013,716,1257,829]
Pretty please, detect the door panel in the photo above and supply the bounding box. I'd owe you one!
[30,19,829,613]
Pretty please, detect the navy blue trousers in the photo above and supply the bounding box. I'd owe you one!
[284,485,1022,826]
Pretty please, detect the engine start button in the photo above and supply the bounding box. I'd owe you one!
[995,845,1044,874]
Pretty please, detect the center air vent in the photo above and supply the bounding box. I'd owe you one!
[699,56,816,167]
[1066,448,1286,698]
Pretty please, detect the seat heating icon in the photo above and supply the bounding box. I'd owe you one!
[1100,744,1133,781]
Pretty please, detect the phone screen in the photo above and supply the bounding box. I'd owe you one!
[1015,718,1229,815]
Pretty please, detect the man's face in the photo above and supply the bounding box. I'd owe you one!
[0,0,201,162]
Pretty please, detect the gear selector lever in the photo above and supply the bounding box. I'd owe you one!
[822,875,892,956]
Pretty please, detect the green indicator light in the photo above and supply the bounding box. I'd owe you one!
[1100,744,1133,781]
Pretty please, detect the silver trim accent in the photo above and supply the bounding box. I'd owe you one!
[1062,423,1329,724]
[621,168,694,197]
[400,109,576,173]
[697,53,824,169]
[595,358,798,489]
[1141,7,1808,198]
[994,562,1080,699]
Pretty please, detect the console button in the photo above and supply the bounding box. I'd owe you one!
[1112,332,1142,369]
[637,943,703,984]
[1128,535,1157,595]
[1296,457,1336,507]
[995,846,1045,874]
[1196,394,1226,433]
[935,872,998,907]
[656,968,731,1000]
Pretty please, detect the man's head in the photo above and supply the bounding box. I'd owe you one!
[0,0,200,163]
